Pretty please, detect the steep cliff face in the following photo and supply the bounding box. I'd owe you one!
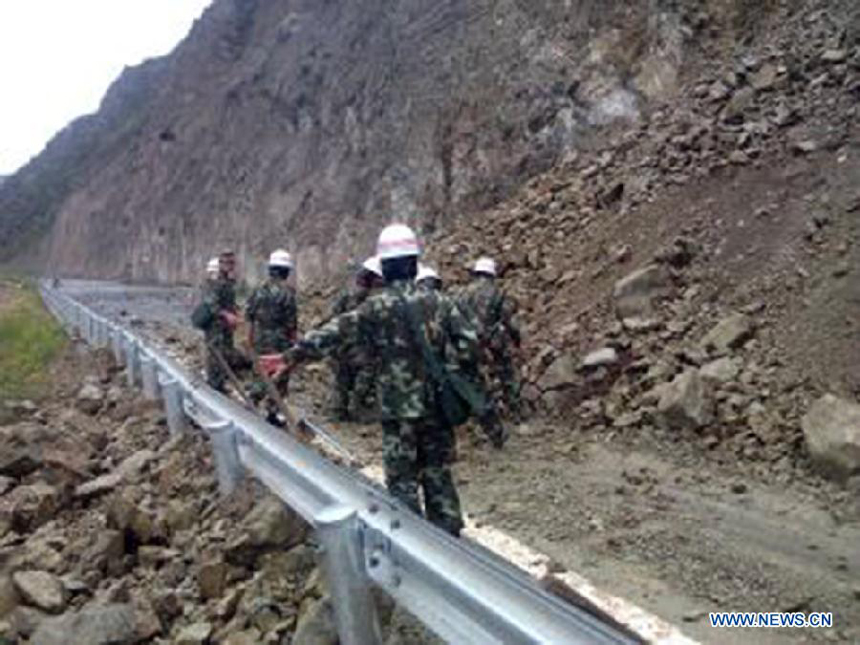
[2,0,779,284]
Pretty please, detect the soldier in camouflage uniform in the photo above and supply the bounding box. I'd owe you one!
[261,225,479,536]
[329,256,385,421]
[457,256,522,417]
[194,251,250,393]
[245,250,298,425]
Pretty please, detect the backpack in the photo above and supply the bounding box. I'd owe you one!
[191,301,215,330]
[398,294,486,427]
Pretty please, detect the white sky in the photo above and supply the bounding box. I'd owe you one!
[0,0,212,175]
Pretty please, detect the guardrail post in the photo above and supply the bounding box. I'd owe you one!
[160,376,187,437]
[316,506,382,645]
[125,339,141,388]
[140,354,159,400]
[205,420,242,496]
[98,319,108,348]
[111,329,125,366]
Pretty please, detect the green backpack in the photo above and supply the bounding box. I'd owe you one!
[398,295,487,428]
[191,301,215,330]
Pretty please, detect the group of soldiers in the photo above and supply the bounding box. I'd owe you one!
[192,224,521,536]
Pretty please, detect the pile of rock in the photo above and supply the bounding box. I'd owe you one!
[0,346,345,644]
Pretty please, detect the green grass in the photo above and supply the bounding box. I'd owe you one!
[0,280,66,400]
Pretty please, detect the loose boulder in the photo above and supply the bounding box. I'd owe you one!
[29,603,138,645]
[700,313,754,354]
[613,265,671,325]
[293,596,338,645]
[657,370,713,431]
[699,357,742,385]
[801,395,860,480]
[76,383,105,416]
[12,571,66,614]
[582,348,619,370]
[538,354,579,391]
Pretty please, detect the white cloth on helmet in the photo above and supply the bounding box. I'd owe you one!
[361,255,384,278]
[269,249,294,268]
[473,256,497,276]
[377,223,421,259]
[416,264,440,283]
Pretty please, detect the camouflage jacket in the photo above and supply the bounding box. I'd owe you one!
[245,279,298,354]
[456,278,521,351]
[288,280,479,420]
[201,277,238,344]
[330,285,371,318]
[329,285,374,362]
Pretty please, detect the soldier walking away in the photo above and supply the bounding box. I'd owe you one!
[261,224,481,536]
[458,256,523,418]
[245,249,299,426]
[416,264,443,292]
[329,256,385,421]
[191,250,251,393]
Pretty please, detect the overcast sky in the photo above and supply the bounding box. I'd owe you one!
[0,0,212,175]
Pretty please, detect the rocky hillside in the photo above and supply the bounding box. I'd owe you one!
[424,0,860,480]
[0,0,808,285]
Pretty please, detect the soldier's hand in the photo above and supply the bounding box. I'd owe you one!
[221,311,240,330]
[259,354,287,378]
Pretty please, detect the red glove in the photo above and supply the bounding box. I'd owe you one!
[220,311,240,330]
[259,354,287,378]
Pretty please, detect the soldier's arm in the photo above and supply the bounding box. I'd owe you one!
[501,296,522,346]
[287,309,361,364]
[444,300,481,369]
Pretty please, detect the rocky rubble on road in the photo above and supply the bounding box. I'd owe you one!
[0,339,441,644]
[423,0,860,485]
[0,344,335,644]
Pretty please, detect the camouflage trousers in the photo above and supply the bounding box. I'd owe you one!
[248,372,290,423]
[333,360,377,421]
[381,417,463,536]
[487,345,521,416]
[205,340,251,393]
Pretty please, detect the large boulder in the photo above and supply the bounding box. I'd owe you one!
[801,395,860,480]
[226,496,308,567]
[657,370,714,431]
[29,603,138,645]
[613,265,671,324]
[700,313,754,355]
[12,571,66,614]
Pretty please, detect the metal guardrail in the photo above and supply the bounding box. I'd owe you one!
[39,283,637,645]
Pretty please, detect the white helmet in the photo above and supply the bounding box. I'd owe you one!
[416,264,440,283]
[472,257,497,276]
[268,249,294,269]
[361,255,383,278]
[376,223,421,260]
[206,257,220,276]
